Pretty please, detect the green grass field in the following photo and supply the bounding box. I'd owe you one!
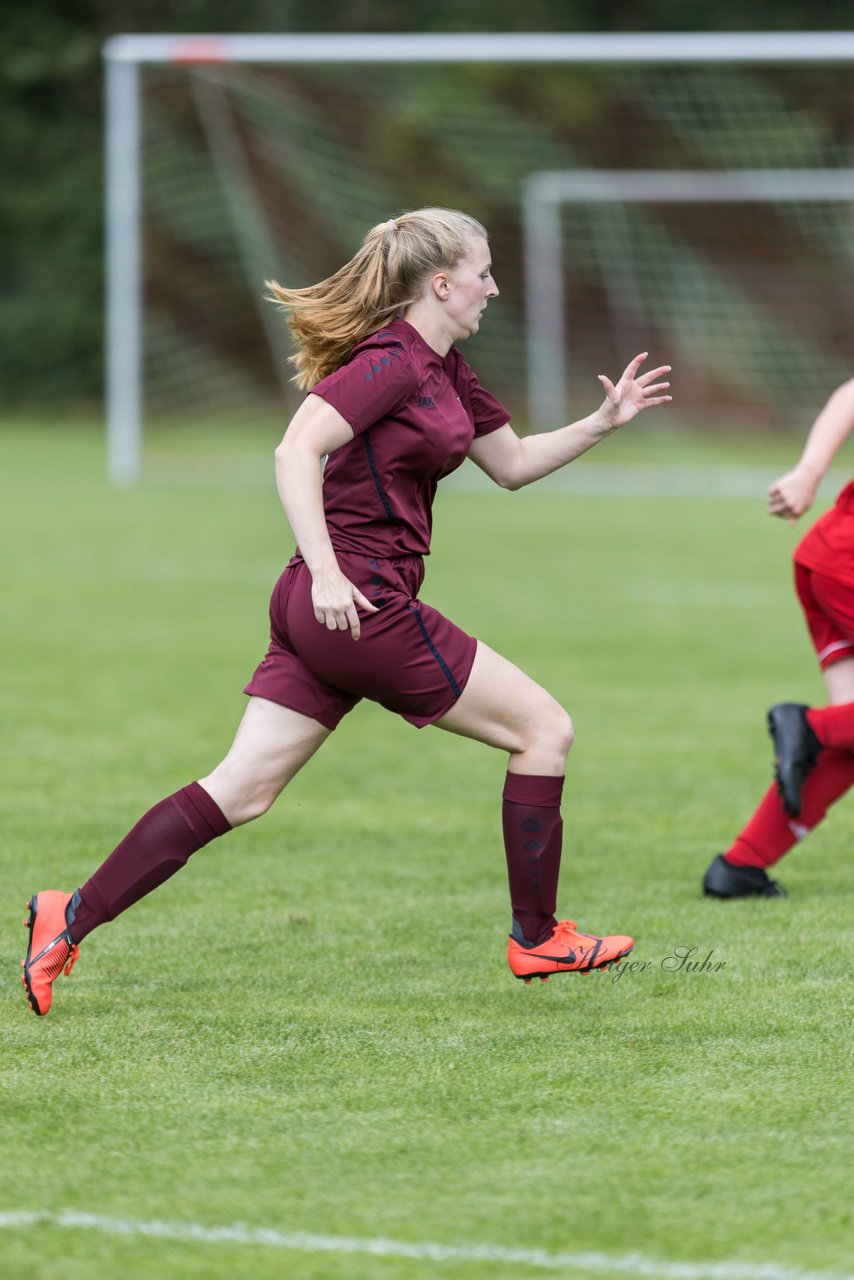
[1,421,851,1280]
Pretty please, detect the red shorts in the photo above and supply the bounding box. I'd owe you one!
[244,552,478,730]
[794,562,854,669]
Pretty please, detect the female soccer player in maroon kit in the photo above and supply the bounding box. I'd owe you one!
[22,208,671,1015]
[704,376,854,898]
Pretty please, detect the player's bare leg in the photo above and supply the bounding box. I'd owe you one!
[435,640,573,770]
[199,696,331,825]
[435,641,633,980]
[821,655,854,703]
[22,698,330,1015]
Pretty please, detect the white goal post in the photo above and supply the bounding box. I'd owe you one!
[523,168,854,428]
[105,31,854,484]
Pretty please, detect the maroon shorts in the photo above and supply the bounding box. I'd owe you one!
[244,552,478,730]
[794,562,854,669]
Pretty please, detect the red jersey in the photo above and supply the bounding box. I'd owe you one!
[794,480,854,583]
[309,318,510,558]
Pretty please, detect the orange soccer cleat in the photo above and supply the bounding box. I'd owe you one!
[21,891,80,1016]
[507,918,633,983]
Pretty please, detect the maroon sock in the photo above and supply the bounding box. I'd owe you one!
[725,747,854,869]
[502,771,565,946]
[807,702,854,750]
[68,782,231,942]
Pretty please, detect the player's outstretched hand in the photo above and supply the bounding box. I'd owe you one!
[767,464,820,526]
[597,353,672,430]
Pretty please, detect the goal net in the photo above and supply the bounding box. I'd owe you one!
[105,33,854,482]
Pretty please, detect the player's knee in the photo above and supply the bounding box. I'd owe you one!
[200,769,282,828]
[528,699,574,764]
[228,780,286,826]
[550,704,575,760]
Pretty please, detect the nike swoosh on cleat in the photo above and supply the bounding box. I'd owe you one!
[527,949,577,964]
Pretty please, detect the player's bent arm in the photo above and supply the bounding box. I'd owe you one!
[275,396,378,638]
[796,377,854,479]
[275,395,355,576]
[768,376,854,521]
[468,354,671,491]
[468,416,617,491]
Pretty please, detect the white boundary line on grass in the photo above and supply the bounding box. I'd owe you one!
[0,1210,849,1280]
[442,463,850,499]
[142,459,850,500]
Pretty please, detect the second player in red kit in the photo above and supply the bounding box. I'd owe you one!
[22,208,672,1015]
[704,377,854,898]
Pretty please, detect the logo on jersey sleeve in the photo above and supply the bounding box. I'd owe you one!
[364,355,394,382]
[363,336,405,382]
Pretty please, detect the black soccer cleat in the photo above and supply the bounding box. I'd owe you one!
[703,853,786,899]
[767,702,822,818]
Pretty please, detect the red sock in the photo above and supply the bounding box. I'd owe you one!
[807,703,854,750]
[68,782,231,942]
[502,772,564,945]
[726,748,854,869]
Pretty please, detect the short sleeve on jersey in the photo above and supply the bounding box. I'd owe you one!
[310,337,419,437]
[445,347,511,437]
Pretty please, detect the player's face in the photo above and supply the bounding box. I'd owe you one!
[444,237,499,340]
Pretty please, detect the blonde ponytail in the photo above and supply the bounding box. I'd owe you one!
[267,207,488,389]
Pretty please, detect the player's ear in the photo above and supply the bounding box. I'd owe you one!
[430,269,452,301]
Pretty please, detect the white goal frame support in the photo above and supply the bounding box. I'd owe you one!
[522,168,854,428]
[104,31,854,483]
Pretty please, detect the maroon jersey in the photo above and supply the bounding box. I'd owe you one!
[309,318,509,558]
